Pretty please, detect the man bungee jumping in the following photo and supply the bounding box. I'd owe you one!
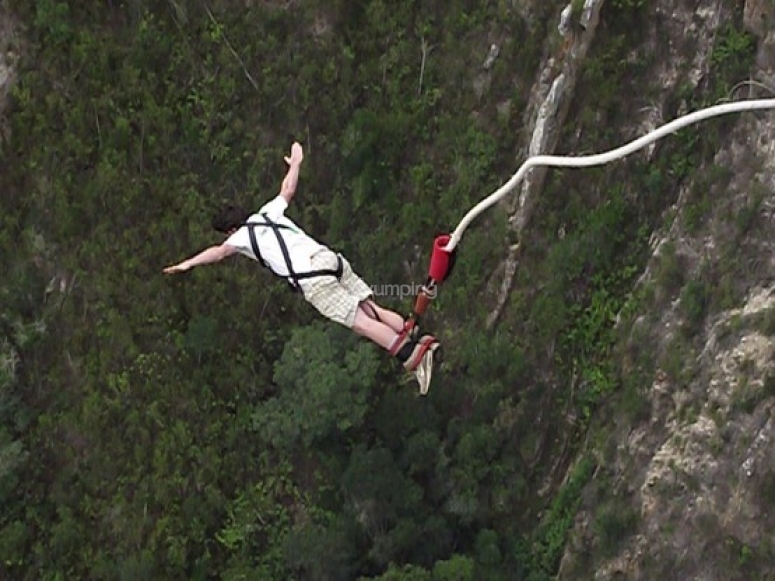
[163,141,439,386]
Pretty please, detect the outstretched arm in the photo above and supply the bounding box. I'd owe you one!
[279,141,304,204]
[163,243,237,274]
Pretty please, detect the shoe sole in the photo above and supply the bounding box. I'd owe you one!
[415,341,442,396]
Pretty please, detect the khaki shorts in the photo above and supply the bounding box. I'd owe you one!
[297,249,373,328]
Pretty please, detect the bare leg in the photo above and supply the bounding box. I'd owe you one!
[352,307,437,373]
[351,308,401,350]
[359,299,406,333]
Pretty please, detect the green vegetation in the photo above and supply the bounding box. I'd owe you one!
[513,456,596,580]
[592,495,640,558]
[0,1,576,579]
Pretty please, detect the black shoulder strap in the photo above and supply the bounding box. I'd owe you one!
[246,223,268,269]
[242,215,344,290]
[243,215,302,290]
[260,212,300,289]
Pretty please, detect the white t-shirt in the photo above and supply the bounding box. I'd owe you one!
[224,196,325,278]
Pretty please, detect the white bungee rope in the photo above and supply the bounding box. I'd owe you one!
[443,99,775,253]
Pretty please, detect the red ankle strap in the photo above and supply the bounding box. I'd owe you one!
[388,329,410,356]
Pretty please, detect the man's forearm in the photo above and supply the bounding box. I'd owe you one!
[180,245,231,269]
[164,242,237,274]
[280,162,301,200]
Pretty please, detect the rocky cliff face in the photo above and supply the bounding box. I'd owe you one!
[468,0,775,577]
[498,0,775,579]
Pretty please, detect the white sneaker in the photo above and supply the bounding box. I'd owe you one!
[414,343,439,395]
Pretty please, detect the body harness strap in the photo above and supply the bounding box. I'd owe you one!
[244,212,343,291]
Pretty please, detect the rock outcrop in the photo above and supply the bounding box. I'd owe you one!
[0,8,18,145]
[486,0,607,328]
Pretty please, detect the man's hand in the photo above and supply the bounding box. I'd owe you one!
[284,142,303,166]
[279,141,303,204]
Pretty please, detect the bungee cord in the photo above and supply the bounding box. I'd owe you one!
[442,98,775,253]
[405,99,775,336]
